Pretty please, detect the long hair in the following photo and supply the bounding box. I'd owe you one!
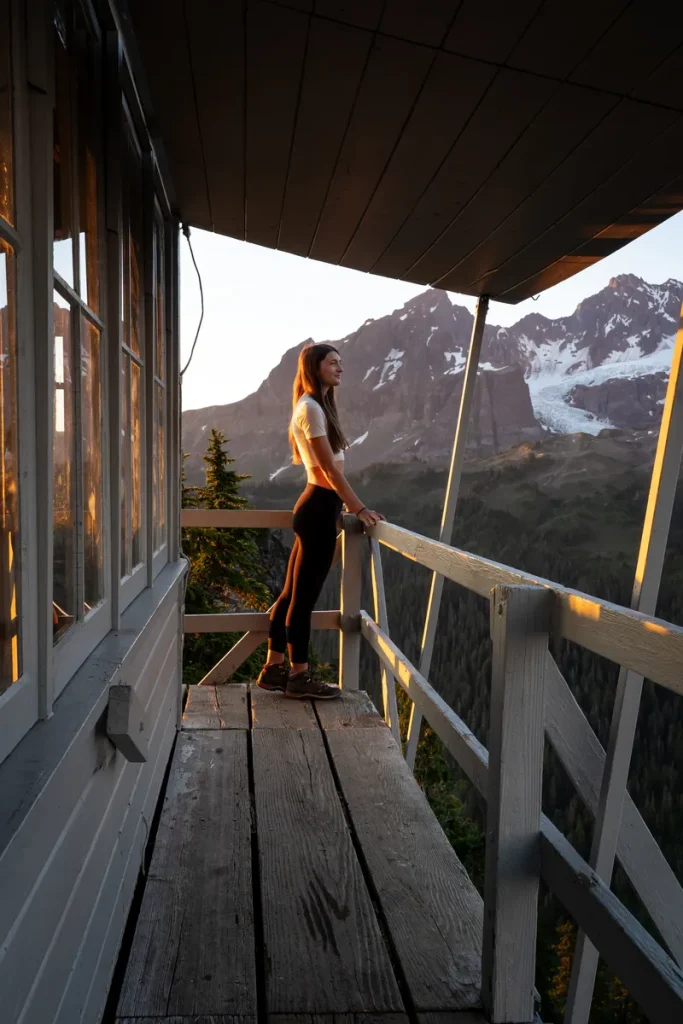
[289,343,349,463]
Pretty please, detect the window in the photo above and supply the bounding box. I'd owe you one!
[52,1,105,647]
[153,213,166,553]
[0,0,21,696]
[120,117,145,581]
[0,239,20,692]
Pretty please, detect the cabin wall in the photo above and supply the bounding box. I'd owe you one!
[0,1,186,1021]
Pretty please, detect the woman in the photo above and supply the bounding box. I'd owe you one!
[257,343,384,700]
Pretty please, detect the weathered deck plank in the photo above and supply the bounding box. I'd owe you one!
[315,690,386,730]
[118,1017,254,1023]
[250,684,317,729]
[321,706,484,1013]
[182,683,248,730]
[252,727,404,1013]
[116,732,255,1019]
[270,1016,410,1024]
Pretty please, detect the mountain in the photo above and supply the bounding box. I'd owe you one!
[182,274,680,484]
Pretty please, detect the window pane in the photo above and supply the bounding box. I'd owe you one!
[53,8,74,286]
[153,383,165,551]
[81,317,103,611]
[76,12,101,313]
[53,291,76,641]
[155,219,165,381]
[0,0,14,226]
[125,130,143,357]
[0,241,20,690]
[131,360,143,567]
[120,354,129,577]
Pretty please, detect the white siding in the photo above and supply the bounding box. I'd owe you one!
[0,560,186,1024]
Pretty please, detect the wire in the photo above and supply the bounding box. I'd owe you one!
[180,223,204,377]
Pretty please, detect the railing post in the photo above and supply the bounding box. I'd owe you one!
[339,513,363,690]
[482,584,550,1024]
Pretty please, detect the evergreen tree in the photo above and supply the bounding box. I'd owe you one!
[182,430,269,684]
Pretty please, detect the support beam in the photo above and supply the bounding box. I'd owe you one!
[406,296,489,769]
[369,538,400,743]
[567,315,683,1023]
[339,515,363,690]
[184,609,339,633]
[198,631,267,685]
[482,585,549,1023]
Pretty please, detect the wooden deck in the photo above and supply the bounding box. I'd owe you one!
[115,684,485,1024]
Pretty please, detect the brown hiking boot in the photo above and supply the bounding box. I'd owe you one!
[256,662,289,692]
[285,671,340,700]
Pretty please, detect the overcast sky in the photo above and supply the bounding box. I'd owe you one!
[179,210,683,411]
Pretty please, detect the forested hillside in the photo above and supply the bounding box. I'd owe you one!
[247,434,683,1023]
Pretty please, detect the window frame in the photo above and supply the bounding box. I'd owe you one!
[50,0,111,699]
[0,0,39,764]
[119,102,147,611]
[150,194,169,580]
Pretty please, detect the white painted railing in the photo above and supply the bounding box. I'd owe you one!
[180,505,683,1023]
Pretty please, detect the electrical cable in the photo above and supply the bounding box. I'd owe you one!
[180,223,204,377]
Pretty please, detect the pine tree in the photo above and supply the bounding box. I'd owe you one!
[182,430,269,684]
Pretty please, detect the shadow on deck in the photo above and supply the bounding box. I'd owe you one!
[114,684,485,1024]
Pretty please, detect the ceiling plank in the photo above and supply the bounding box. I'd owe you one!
[504,175,683,302]
[341,51,495,273]
[186,0,245,238]
[129,0,210,227]
[450,101,678,296]
[309,33,434,265]
[372,68,555,282]
[570,1,683,97]
[245,0,309,247]
[445,0,544,64]
[507,0,629,80]
[380,0,461,47]
[631,45,683,111]
[422,83,619,289]
[315,0,384,32]
[474,109,683,300]
[278,18,372,257]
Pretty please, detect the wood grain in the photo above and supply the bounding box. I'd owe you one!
[116,732,255,1018]
[371,520,683,695]
[323,724,483,1012]
[184,610,340,634]
[315,690,384,731]
[249,685,317,730]
[182,684,249,730]
[252,728,403,1013]
[270,1016,409,1024]
[482,586,549,1023]
[117,1017,254,1023]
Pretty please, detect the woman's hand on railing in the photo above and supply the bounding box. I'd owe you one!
[356,507,385,528]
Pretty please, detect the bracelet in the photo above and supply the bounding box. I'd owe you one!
[355,506,367,517]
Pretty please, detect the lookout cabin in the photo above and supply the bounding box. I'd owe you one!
[1,3,683,1024]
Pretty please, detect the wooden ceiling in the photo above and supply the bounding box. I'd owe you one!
[126,0,683,302]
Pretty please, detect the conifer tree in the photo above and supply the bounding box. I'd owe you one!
[182,430,269,684]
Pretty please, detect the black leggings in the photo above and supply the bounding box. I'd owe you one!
[269,485,343,664]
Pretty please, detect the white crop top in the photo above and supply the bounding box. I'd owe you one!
[292,394,345,482]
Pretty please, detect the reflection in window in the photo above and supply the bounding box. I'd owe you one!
[53,291,76,641]
[121,120,145,577]
[76,6,100,312]
[0,0,14,226]
[120,356,129,577]
[81,317,103,611]
[0,242,20,690]
[153,218,166,552]
[131,360,142,567]
[53,6,74,286]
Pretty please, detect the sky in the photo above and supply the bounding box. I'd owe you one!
[179,210,683,411]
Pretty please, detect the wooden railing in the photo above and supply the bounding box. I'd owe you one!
[180,506,683,1024]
